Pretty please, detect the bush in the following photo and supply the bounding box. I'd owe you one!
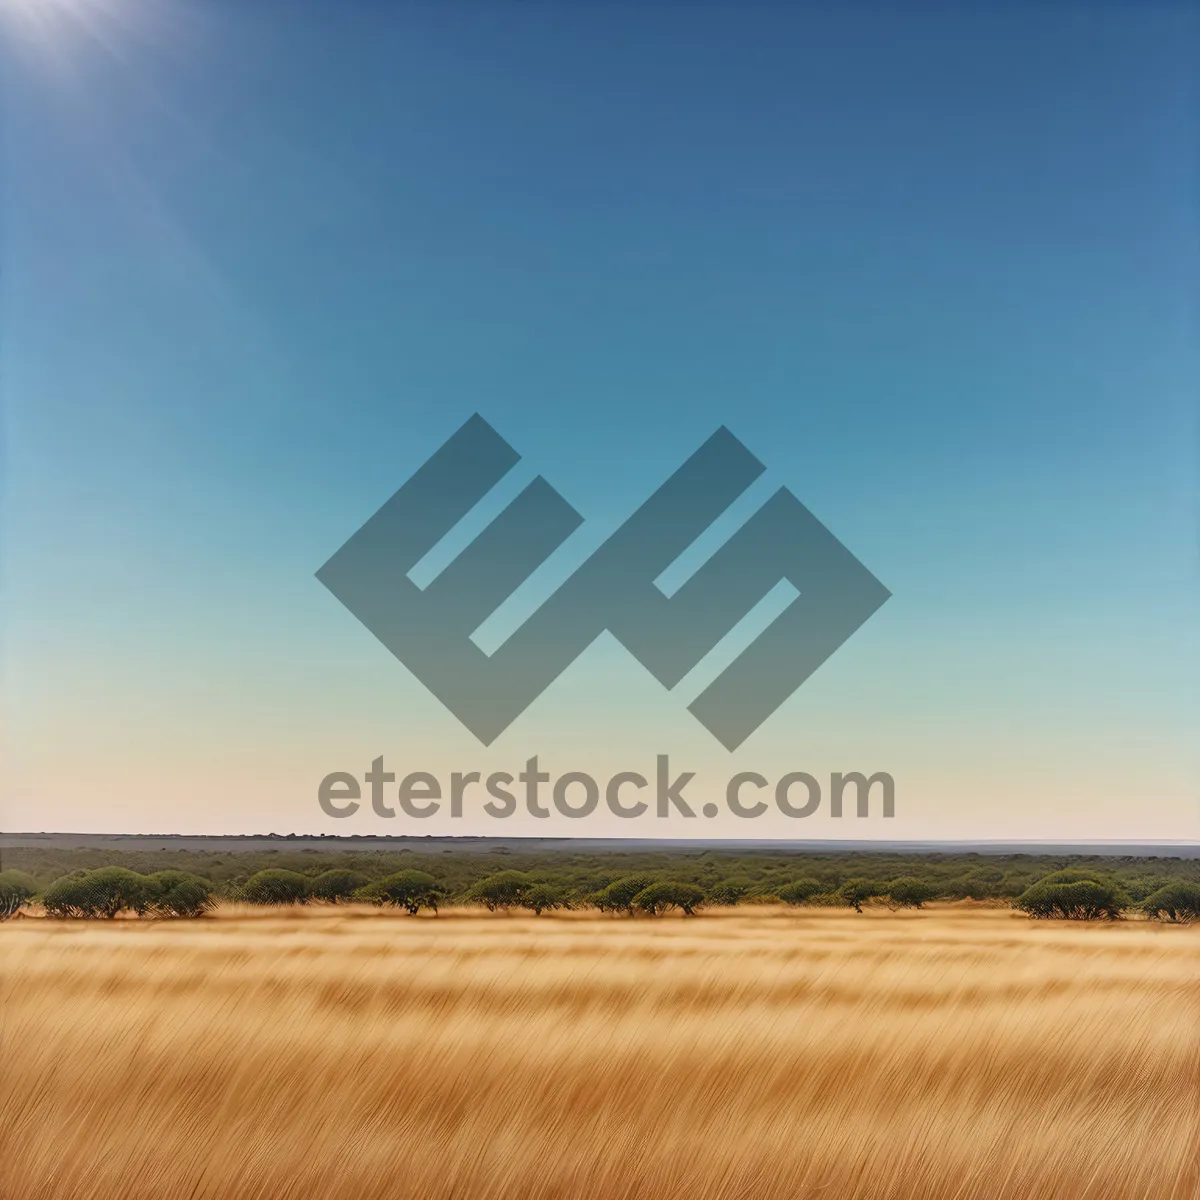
[776,878,823,906]
[633,881,704,916]
[465,870,533,911]
[945,867,1004,900]
[310,869,368,903]
[365,870,443,915]
[41,867,148,919]
[836,878,882,913]
[591,874,656,915]
[144,871,214,917]
[1142,881,1200,923]
[1120,876,1170,903]
[522,883,566,915]
[40,873,92,918]
[888,877,936,908]
[1028,869,1128,897]
[0,870,38,918]
[1017,874,1128,920]
[706,877,753,906]
[240,869,310,905]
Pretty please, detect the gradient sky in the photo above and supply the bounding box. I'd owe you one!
[2,1,1197,839]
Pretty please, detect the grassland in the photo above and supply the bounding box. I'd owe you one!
[1,904,1197,1200]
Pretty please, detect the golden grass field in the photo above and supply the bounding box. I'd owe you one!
[1,904,1197,1200]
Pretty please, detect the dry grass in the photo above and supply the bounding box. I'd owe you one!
[1,904,1197,1200]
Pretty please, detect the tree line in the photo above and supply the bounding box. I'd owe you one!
[9,844,1199,900]
[2,862,1197,923]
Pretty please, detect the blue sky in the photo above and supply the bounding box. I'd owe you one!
[3,1,1196,837]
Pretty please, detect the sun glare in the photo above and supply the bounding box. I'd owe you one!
[1,0,179,72]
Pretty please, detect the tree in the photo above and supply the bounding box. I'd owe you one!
[1142,881,1200,923]
[39,873,91,918]
[836,878,881,913]
[632,881,704,916]
[41,867,148,919]
[1034,868,1111,886]
[144,871,215,917]
[310,869,368,903]
[706,877,753,906]
[0,870,38,918]
[776,878,823,906]
[1016,873,1128,920]
[591,875,656,915]
[888,877,936,908]
[240,869,310,905]
[366,870,443,915]
[522,883,566,916]
[466,870,534,911]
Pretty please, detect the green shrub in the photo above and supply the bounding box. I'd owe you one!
[1119,876,1169,903]
[465,870,533,911]
[144,871,214,917]
[364,870,443,915]
[776,878,823,906]
[836,878,882,913]
[1142,881,1200,923]
[240,869,310,905]
[0,870,38,918]
[522,883,566,915]
[888,877,936,908]
[706,877,753,906]
[945,867,1004,900]
[969,866,1004,885]
[591,874,656,915]
[1034,869,1112,887]
[41,867,148,919]
[310,869,368,903]
[632,881,704,916]
[1017,874,1127,920]
[40,873,92,918]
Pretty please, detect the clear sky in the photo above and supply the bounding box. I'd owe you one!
[2,0,1197,839]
